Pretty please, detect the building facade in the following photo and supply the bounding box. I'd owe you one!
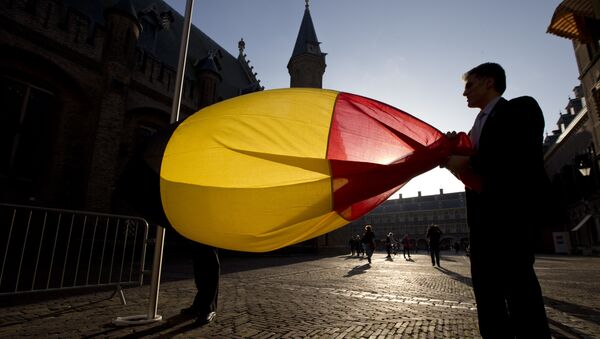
[346,191,469,252]
[0,0,262,214]
[547,0,600,254]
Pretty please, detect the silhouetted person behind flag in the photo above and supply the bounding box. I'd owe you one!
[115,122,219,327]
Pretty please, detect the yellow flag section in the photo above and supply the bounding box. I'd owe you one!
[160,88,349,252]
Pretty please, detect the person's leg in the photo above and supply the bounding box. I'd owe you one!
[505,258,550,339]
[191,243,220,315]
[430,245,435,265]
[435,246,440,266]
[366,245,373,263]
[471,251,512,339]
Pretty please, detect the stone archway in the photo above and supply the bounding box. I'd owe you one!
[0,46,90,207]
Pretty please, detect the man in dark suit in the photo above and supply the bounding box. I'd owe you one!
[444,63,551,338]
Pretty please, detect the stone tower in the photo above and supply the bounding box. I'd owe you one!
[86,0,142,210]
[195,50,223,109]
[288,0,326,88]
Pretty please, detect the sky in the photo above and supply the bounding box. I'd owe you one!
[165,0,579,198]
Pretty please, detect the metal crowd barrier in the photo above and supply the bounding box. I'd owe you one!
[0,203,149,302]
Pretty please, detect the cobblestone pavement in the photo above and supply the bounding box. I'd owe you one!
[1,252,599,338]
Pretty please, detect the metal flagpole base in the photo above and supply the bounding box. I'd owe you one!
[112,314,162,326]
[112,225,165,327]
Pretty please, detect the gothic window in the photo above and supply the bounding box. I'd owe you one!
[586,39,600,60]
[592,86,600,119]
[0,76,55,182]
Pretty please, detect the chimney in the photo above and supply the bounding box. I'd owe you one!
[418,191,421,197]
[440,188,444,195]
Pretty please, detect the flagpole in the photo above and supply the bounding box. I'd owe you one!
[171,0,195,124]
[149,0,195,320]
[113,0,195,326]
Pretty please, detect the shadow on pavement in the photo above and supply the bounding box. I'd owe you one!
[547,317,589,339]
[544,296,600,323]
[434,266,473,287]
[344,264,371,277]
[82,313,197,339]
[0,294,115,327]
[161,252,336,282]
[439,256,460,263]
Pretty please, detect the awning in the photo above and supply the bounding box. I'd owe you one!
[547,0,595,42]
[571,213,592,231]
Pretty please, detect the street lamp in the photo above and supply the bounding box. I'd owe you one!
[570,144,599,256]
[575,152,592,177]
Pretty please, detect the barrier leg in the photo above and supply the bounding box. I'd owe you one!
[110,284,127,305]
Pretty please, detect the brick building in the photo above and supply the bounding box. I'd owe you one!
[0,0,262,213]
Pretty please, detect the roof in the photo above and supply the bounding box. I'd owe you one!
[547,0,596,42]
[194,53,222,81]
[105,0,140,29]
[291,2,325,59]
[62,0,260,99]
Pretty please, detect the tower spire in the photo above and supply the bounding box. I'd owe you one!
[288,0,326,88]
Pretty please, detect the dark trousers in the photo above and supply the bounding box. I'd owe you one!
[470,248,550,339]
[403,246,410,258]
[191,242,220,314]
[429,243,440,265]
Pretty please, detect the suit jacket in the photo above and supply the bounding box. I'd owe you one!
[465,96,551,247]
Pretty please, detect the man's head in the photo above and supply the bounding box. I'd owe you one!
[462,62,506,109]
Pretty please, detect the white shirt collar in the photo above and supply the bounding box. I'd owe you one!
[482,96,502,115]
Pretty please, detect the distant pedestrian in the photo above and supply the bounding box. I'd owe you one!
[426,224,442,266]
[355,235,364,257]
[385,232,394,258]
[361,225,376,264]
[402,234,411,259]
[453,241,460,254]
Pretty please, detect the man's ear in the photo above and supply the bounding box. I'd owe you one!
[484,77,495,90]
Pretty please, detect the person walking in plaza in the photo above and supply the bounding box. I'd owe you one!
[443,62,551,338]
[385,232,394,258]
[402,233,412,260]
[361,225,376,264]
[426,224,442,266]
[355,234,364,257]
[349,236,356,256]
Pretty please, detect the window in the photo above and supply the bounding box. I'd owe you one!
[1,76,55,181]
[586,40,600,60]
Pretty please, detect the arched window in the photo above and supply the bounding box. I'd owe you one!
[1,75,55,193]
